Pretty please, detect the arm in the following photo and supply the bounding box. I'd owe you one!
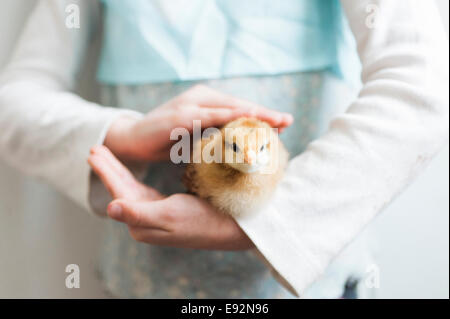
[0,0,140,212]
[235,0,449,296]
[0,0,293,214]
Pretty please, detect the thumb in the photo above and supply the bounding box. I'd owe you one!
[107,199,167,228]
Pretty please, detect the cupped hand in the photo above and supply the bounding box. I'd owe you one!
[104,85,293,161]
[88,145,254,250]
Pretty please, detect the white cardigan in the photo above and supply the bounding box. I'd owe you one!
[0,0,448,296]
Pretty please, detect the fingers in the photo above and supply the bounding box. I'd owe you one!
[88,146,130,198]
[187,85,293,129]
[107,198,169,229]
[91,145,136,182]
[196,106,293,130]
[196,108,240,128]
[88,145,163,200]
[243,106,294,129]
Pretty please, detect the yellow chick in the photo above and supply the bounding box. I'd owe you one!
[183,117,289,217]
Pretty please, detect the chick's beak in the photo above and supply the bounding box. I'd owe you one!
[244,150,256,164]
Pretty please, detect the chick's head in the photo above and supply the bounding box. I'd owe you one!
[221,117,277,174]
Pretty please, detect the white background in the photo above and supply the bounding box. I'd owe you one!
[0,0,448,298]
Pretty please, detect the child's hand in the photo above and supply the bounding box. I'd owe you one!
[88,145,254,250]
[104,85,293,161]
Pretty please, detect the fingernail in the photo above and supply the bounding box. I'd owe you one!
[91,145,101,153]
[284,113,294,123]
[108,203,122,219]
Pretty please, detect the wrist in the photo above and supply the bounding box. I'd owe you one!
[104,116,139,160]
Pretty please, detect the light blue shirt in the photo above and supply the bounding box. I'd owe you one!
[98,0,361,86]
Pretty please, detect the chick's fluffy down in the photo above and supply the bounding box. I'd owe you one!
[183,117,288,217]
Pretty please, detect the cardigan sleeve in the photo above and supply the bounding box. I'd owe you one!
[236,0,449,296]
[0,0,142,213]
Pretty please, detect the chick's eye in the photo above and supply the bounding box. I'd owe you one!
[260,144,265,151]
[232,143,239,152]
